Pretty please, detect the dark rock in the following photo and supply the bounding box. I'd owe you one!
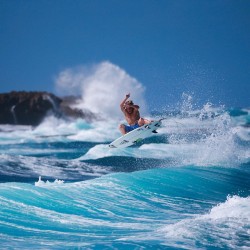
[0,91,62,126]
[0,91,97,126]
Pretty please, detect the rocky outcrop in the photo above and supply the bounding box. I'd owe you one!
[0,91,96,126]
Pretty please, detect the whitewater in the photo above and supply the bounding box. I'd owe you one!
[0,100,249,249]
[0,64,250,249]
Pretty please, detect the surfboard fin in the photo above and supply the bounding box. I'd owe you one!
[152,130,158,133]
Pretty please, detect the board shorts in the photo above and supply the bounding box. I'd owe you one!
[124,123,140,133]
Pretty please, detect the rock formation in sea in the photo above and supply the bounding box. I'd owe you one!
[0,91,96,126]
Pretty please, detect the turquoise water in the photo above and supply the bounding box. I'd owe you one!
[0,106,249,249]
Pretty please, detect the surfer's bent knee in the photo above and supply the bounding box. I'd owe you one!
[119,124,126,135]
[119,124,124,130]
[138,118,144,126]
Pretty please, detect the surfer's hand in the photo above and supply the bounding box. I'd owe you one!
[126,93,130,99]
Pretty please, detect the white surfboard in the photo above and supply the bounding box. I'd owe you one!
[109,120,162,148]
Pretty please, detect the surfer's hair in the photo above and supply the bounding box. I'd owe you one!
[126,100,134,105]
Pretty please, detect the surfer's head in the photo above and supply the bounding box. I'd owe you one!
[124,100,134,113]
[125,100,134,105]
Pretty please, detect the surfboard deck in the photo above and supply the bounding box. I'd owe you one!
[109,119,162,148]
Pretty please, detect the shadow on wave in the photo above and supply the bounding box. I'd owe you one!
[83,156,178,172]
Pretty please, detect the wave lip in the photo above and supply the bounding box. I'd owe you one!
[160,195,250,249]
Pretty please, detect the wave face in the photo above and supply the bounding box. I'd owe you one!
[0,102,250,249]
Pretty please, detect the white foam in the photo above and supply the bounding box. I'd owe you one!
[236,126,250,141]
[78,144,138,160]
[160,195,250,249]
[33,116,78,137]
[68,120,120,142]
[0,124,32,132]
[0,116,120,145]
[35,176,64,187]
[206,195,250,220]
[81,131,249,166]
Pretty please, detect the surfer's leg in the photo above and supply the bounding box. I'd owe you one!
[138,118,144,126]
[119,124,134,134]
[138,118,152,126]
[144,118,152,124]
[119,124,127,135]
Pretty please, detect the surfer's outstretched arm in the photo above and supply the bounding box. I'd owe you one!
[120,93,130,111]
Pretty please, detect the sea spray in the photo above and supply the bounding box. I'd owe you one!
[55,61,147,119]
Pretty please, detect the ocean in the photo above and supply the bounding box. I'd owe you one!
[0,103,249,249]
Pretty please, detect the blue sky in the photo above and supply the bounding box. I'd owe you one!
[0,0,249,109]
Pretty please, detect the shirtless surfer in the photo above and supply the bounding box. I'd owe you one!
[119,93,151,135]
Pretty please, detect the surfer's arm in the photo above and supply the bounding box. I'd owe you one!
[120,93,130,111]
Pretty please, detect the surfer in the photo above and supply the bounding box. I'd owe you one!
[119,93,151,134]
